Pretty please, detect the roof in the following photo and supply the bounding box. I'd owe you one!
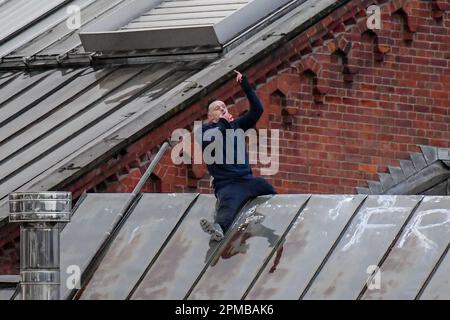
[80,0,296,51]
[5,193,449,300]
[0,0,343,226]
[357,146,450,195]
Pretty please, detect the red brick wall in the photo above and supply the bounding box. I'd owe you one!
[65,0,449,198]
[0,225,19,275]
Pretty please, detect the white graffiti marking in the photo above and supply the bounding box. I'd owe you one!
[398,209,450,250]
[329,197,353,221]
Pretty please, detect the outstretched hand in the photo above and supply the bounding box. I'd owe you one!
[234,70,243,84]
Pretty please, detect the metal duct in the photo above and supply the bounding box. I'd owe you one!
[9,192,71,300]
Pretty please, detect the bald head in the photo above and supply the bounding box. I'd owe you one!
[207,100,234,123]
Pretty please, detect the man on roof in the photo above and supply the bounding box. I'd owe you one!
[197,70,277,242]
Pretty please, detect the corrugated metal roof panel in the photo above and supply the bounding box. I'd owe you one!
[362,197,450,300]
[0,0,68,44]
[79,0,295,51]
[0,0,96,58]
[130,194,220,300]
[4,0,132,58]
[0,69,83,127]
[188,195,310,300]
[122,0,250,31]
[246,195,366,300]
[59,193,132,299]
[419,250,449,300]
[45,194,449,300]
[303,195,423,300]
[0,288,15,300]
[0,61,205,215]
[80,193,198,300]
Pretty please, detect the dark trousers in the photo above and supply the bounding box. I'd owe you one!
[214,176,277,232]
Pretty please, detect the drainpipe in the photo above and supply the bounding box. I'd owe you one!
[9,192,72,300]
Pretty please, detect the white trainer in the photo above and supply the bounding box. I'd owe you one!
[200,218,224,242]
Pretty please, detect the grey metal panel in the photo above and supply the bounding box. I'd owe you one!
[146,4,247,15]
[0,68,113,159]
[213,0,294,44]
[39,0,137,56]
[388,166,405,184]
[0,68,82,127]
[0,275,19,300]
[0,65,184,203]
[0,70,52,105]
[0,288,15,300]
[0,202,8,224]
[0,275,20,283]
[131,194,219,300]
[0,67,143,198]
[80,0,293,51]
[0,66,200,220]
[378,173,395,191]
[411,153,427,171]
[80,193,198,300]
[423,180,448,196]
[420,250,450,300]
[10,0,128,57]
[246,195,366,300]
[0,0,96,58]
[80,26,220,52]
[159,0,250,8]
[188,195,310,300]
[303,195,422,300]
[134,11,235,23]
[420,145,438,165]
[59,193,130,299]
[0,72,17,87]
[400,160,416,178]
[368,181,382,194]
[0,0,67,44]
[124,17,224,30]
[122,0,247,30]
[80,0,165,36]
[437,148,450,161]
[362,197,450,300]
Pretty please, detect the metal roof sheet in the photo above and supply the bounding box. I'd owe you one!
[0,60,206,223]
[27,194,446,300]
[0,0,68,45]
[80,193,198,300]
[79,0,296,51]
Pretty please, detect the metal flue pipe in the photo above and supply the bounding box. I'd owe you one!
[9,192,72,300]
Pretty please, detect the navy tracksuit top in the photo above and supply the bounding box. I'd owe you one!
[200,76,263,190]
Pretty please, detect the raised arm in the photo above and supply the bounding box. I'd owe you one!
[234,72,264,131]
